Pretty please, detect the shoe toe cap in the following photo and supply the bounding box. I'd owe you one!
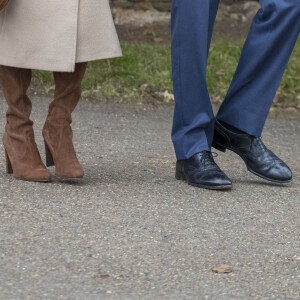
[197,170,232,188]
[208,173,232,187]
[269,162,292,182]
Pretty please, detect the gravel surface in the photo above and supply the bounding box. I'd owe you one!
[0,96,299,300]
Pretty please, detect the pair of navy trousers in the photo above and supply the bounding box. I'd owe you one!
[171,0,300,160]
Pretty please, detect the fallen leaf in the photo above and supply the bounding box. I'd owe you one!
[212,265,233,273]
[143,27,154,36]
[216,69,225,76]
[285,107,297,113]
[163,90,175,102]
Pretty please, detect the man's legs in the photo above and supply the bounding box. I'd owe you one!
[212,0,297,183]
[217,0,300,135]
[171,0,220,160]
[171,0,232,190]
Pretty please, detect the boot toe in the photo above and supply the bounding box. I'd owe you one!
[56,164,84,179]
[34,168,52,182]
[14,166,51,182]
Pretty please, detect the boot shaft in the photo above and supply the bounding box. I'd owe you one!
[48,62,88,123]
[0,66,51,181]
[0,65,33,130]
[42,63,87,179]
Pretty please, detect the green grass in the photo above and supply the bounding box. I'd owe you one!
[33,39,300,107]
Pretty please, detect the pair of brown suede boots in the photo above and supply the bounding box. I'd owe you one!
[0,63,87,182]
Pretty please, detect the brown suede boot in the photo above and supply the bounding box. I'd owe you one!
[42,63,88,179]
[0,66,51,182]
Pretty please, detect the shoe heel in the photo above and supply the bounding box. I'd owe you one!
[5,150,13,174]
[212,141,226,153]
[175,168,186,181]
[45,141,54,167]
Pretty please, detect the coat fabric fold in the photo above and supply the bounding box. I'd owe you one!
[0,0,122,72]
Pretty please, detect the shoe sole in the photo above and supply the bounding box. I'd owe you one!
[13,176,51,183]
[176,174,232,190]
[247,167,292,184]
[213,141,292,184]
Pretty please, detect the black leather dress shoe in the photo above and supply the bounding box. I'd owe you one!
[212,120,292,183]
[176,151,232,190]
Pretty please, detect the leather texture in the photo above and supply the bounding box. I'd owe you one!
[0,65,51,182]
[0,0,9,11]
[213,120,293,183]
[176,151,232,190]
[43,63,87,179]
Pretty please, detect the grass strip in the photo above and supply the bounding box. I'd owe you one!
[33,40,300,107]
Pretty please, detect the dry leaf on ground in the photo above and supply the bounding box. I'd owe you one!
[212,265,233,273]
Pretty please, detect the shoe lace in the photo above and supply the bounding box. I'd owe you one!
[253,137,266,152]
[200,151,218,167]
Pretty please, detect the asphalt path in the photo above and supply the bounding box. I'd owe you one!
[0,96,299,299]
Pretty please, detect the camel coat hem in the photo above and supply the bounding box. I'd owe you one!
[0,51,122,73]
[0,0,122,72]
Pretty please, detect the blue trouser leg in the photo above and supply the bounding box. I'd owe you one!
[171,0,220,160]
[217,0,300,136]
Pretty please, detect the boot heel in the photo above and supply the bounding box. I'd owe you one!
[5,150,13,174]
[212,141,226,153]
[45,141,54,167]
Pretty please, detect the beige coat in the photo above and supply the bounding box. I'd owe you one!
[0,0,122,72]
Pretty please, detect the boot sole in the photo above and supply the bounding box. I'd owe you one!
[212,141,292,184]
[13,175,51,183]
[55,175,84,182]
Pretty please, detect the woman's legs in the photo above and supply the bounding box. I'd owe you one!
[0,65,51,181]
[43,62,88,179]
